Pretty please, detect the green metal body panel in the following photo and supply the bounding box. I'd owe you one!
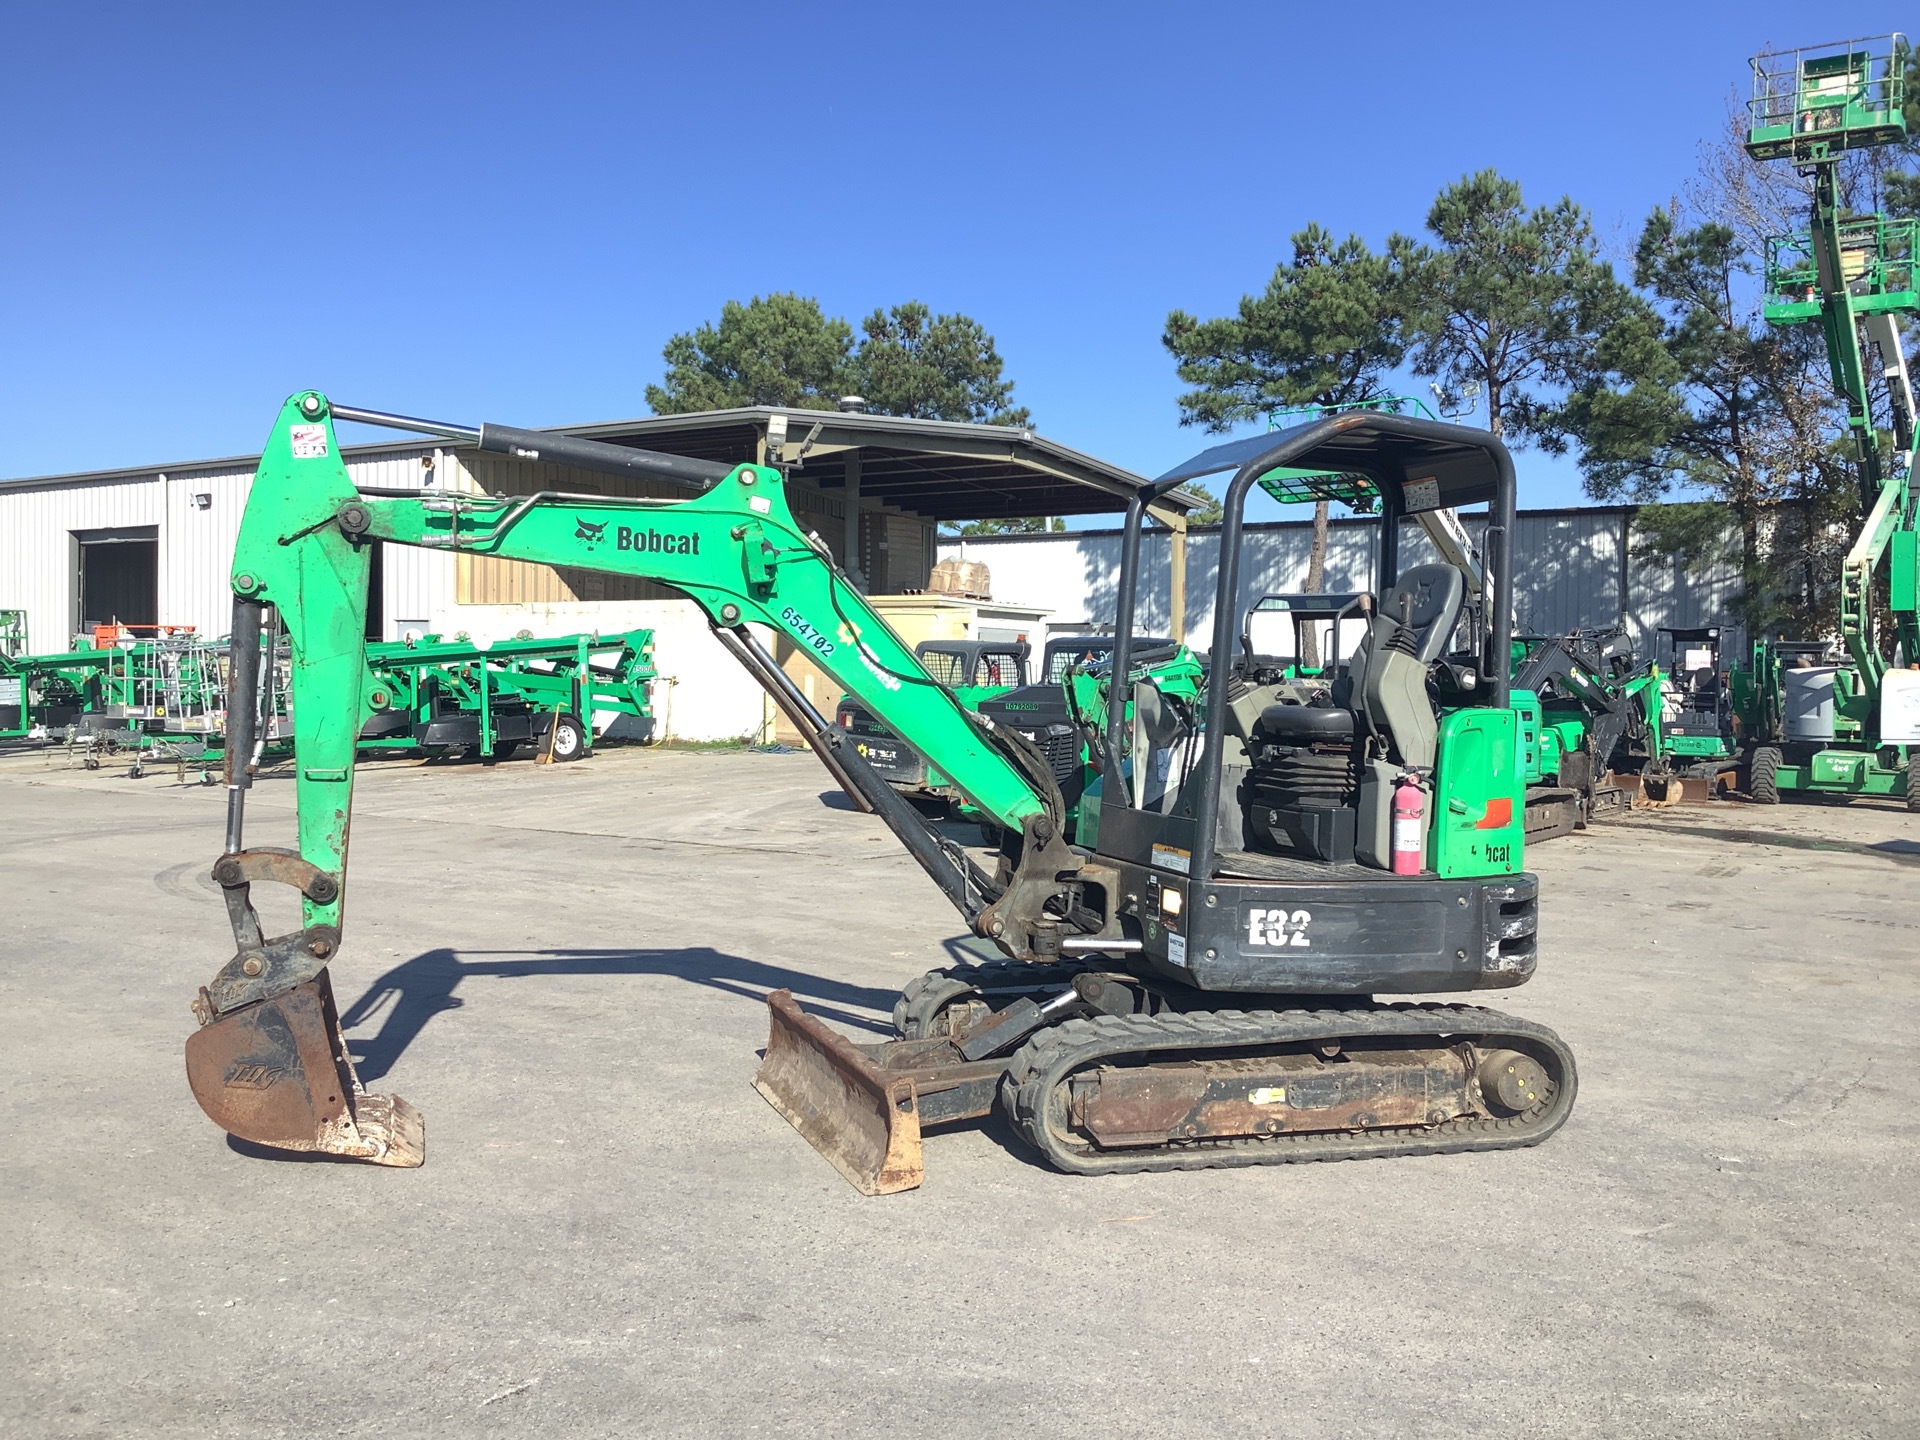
[233,392,1048,930]
[1431,708,1525,878]
[1664,733,1729,759]
[1773,755,1907,796]
[1510,689,1544,785]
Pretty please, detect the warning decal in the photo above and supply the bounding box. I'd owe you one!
[1402,475,1441,512]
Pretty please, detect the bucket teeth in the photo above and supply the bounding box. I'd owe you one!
[185,975,424,1167]
[752,989,923,1196]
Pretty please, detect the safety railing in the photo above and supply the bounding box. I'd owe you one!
[1747,35,1908,161]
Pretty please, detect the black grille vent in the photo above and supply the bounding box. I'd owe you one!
[1019,726,1081,783]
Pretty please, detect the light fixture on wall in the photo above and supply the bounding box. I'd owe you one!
[191,492,212,510]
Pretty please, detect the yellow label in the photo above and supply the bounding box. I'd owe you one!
[1248,1087,1287,1105]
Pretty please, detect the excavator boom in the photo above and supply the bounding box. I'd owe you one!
[189,392,1104,1179]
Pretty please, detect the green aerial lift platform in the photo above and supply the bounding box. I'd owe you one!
[1738,35,1920,809]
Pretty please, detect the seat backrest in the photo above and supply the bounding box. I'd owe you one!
[1339,563,1466,704]
[1376,564,1467,664]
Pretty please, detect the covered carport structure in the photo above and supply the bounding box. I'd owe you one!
[536,405,1206,638]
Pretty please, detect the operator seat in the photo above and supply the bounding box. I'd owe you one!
[1257,563,1466,770]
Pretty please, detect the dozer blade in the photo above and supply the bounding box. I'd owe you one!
[185,975,424,1167]
[752,988,923,1196]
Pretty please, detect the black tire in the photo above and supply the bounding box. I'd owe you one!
[977,822,1006,850]
[1748,745,1781,805]
[549,713,587,762]
[484,739,521,763]
[892,959,1091,1040]
[1906,760,1919,814]
[893,970,987,1040]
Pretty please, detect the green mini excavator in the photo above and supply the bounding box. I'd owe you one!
[185,393,1574,1192]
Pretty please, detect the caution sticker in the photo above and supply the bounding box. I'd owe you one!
[1150,843,1190,874]
[289,423,329,459]
[1402,475,1441,512]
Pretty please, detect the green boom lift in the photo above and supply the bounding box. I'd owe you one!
[360,628,657,761]
[1738,35,1920,808]
[184,392,1573,1192]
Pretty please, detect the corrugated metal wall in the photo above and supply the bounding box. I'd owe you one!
[0,445,1747,741]
[940,508,1746,658]
[0,447,447,654]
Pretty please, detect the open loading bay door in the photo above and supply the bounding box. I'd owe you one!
[75,527,158,632]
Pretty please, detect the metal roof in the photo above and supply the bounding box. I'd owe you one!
[556,407,1204,521]
[1157,413,1511,513]
[3,405,1206,522]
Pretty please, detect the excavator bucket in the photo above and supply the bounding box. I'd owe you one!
[752,989,923,1195]
[1634,772,1687,808]
[185,973,424,1167]
[1633,771,1726,807]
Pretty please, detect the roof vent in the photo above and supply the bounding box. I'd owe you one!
[836,395,869,413]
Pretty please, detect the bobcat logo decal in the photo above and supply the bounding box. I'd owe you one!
[575,517,608,549]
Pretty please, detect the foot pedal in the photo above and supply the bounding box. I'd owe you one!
[185,975,424,1167]
[752,989,922,1196]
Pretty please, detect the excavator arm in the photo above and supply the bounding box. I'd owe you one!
[187,392,1108,1170]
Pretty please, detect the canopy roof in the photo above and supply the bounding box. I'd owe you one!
[1155,412,1512,514]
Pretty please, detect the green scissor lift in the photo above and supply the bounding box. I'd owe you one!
[1738,35,1920,809]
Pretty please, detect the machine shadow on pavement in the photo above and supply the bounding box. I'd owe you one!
[336,945,904,1083]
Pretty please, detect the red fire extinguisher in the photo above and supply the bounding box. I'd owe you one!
[1391,774,1426,875]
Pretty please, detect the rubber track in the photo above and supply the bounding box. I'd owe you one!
[1000,1003,1578,1175]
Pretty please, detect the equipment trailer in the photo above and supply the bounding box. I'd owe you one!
[186,392,1574,1191]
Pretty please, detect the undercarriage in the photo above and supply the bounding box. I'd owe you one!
[754,958,1576,1193]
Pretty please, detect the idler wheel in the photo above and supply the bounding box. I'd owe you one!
[1477,1049,1548,1115]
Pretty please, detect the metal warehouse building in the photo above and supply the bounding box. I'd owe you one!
[0,404,1743,741]
[0,406,1199,740]
[936,506,1746,661]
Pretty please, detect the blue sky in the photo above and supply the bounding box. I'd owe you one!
[0,2,1867,518]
